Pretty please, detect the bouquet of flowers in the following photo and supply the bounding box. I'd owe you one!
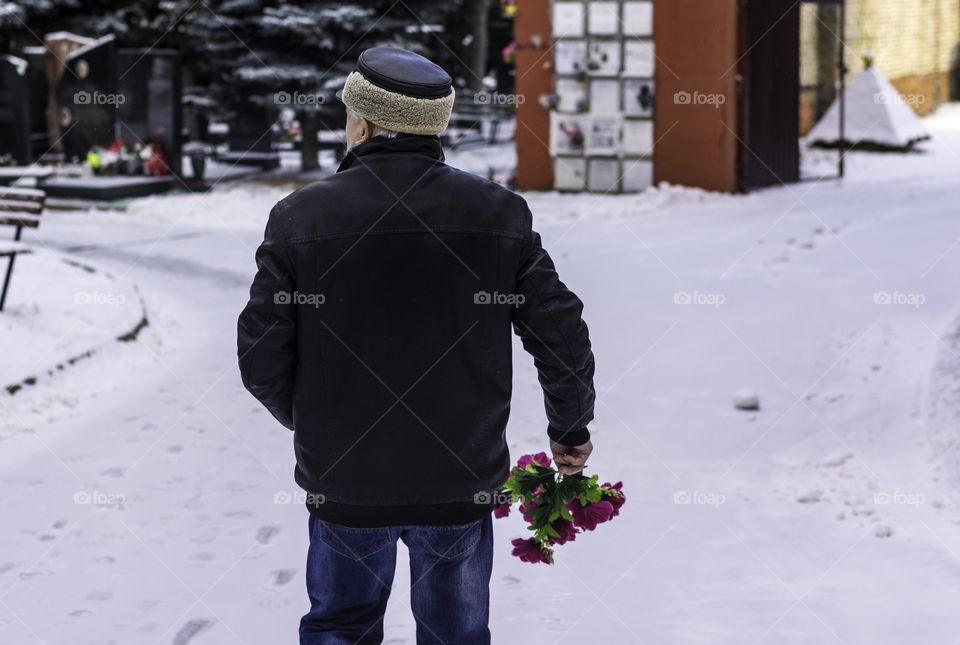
[495,452,625,564]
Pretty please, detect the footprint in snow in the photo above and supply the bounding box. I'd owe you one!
[223,510,251,519]
[68,609,93,617]
[796,490,822,504]
[86,590,113,601]
[256,525,282,545]
[173,618,216,645]
[138,598,162,610]
[101,467,126,478]
[273,569,296,586]
[819,452,853,468]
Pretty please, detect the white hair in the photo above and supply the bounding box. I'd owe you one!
[349,109,398,139]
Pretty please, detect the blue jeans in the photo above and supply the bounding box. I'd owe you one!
[300,514,493,645]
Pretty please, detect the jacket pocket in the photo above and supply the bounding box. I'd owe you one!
[316,521,392,560]
[415,520,483,560]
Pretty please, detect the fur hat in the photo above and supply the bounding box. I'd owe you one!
[340,47,455,136]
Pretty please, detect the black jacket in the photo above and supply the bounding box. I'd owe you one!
[238,135,595,527]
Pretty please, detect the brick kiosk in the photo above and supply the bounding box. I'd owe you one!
[652,0,741,193]
[516,0,841,194]
[514,0,555,191]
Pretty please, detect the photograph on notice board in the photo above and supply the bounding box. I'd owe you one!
[623,1,653,36]
[555,39,588,75]
[554,156,588,191]
[556,78,589,113]
[586,40,621,75]
[586,115,622,155]
[623,40,654,76]
[622,78,654,117]
[552,113,589,154]
[621,158,654,191]
[623,118,654,155]
[553,2,585,38]
[588,1,620,36]
[589,78,620,114]
[588,157,621,192]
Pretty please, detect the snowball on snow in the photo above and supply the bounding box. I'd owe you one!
[734,387,760,410]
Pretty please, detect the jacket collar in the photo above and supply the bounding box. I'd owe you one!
[337,134,445,173]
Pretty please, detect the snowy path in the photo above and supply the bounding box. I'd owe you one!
[2,109,960,644]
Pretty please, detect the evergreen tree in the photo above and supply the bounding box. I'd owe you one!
[2,0,468,170]
[185,0,464,168]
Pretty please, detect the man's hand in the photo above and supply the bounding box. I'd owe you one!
[550,439,593,475]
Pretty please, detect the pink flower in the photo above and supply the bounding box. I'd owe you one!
[511,538,553,564]
[601,481,626,517]
[493,499,511,519]
[567,500,615,531]
[547,518,578,545]
[517,452,552,469]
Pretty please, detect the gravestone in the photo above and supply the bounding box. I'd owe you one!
[0,55,32,164]
[53,35,118,163]
[118,49,182,175]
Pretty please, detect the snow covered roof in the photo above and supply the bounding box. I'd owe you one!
[805,65,930,149]
[0,1,23,27]
[65,34,116,60]
[1,54,27,76]
[43,32,95,45]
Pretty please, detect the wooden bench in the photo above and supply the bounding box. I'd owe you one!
[0,187,45,311]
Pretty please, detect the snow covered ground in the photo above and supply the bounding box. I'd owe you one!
[0,248,144,390]
[2,107,960,644]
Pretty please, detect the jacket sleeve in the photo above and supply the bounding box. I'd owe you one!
[512,224,596,446]
[238,200,297,430]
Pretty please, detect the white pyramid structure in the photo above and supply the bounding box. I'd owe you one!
[806,55,930,149]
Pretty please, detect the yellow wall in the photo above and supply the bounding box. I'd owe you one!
[846,0,958,83]
[801,0,959,122]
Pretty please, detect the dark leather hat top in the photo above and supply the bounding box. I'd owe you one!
[356,47,452,99]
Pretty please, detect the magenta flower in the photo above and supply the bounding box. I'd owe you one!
[511,538,553,564]
[498,452,624,564]
[519,500,538,523]
[601,481,626,517]
[547,518,578,545]
[517,452,552,469]
[567,500,615,531]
